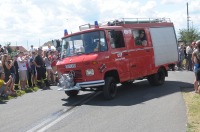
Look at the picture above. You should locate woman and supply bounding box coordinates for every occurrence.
[2,54,16,95]
[44,51,54,84]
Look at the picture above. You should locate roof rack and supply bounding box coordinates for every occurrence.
[78,18,171,31]
[101,18,171,26]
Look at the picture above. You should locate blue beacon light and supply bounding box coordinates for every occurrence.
[64,29,68,36]
[94,21,99,28]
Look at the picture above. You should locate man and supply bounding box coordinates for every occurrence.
[47,44,52,51]
[192,40,200,93]
[178,44,185,70]
[186,43,193,71]
[29,45,34,52]
[33,48,49,89]
[17,51,28,90]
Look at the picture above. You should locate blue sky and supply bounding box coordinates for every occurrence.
[0,0,199,49]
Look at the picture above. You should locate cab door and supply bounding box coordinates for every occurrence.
[107,30,130,82]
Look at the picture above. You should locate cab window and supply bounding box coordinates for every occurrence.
[132,30,147,46]
[109,30,125,48]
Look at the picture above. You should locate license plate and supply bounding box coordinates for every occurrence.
[65,64,76,68]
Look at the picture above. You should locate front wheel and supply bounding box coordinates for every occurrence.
[103,77,117,100]
[65,90,79,97]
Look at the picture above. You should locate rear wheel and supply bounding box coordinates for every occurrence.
[65,90,79,97]
[147,68,165,86]
[103,77,117,100]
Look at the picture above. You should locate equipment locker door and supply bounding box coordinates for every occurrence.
[130,29,153,78]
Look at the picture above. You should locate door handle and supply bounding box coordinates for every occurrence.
[131,64,136,68]
[145,49,150,52]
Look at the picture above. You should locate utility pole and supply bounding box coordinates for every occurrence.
[187,2,190,32]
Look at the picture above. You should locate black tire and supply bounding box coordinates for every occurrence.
[103,77,117,100]
[65,90,79,97]
[171,65,175,71]
[147,69,165,86]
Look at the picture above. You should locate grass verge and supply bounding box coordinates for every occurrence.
[182,89,200,132]
[0,87,39,101]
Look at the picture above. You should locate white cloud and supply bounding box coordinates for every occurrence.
[0,0,200,49]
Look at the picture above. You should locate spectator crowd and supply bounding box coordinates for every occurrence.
[178,41,196,71]
[0,44,60,98]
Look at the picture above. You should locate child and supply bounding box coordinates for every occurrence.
[0,72,14,97]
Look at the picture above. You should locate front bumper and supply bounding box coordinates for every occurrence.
[57,80,105,91]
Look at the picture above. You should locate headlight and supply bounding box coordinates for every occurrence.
[86,69,94,76]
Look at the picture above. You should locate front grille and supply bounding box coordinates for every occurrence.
[66,70,82,81]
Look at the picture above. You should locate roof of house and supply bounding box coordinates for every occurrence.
[42,41,53,47]
[10,46,27,52]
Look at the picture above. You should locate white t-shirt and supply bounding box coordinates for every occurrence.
[17,57,27,71]
[29,47,34,52]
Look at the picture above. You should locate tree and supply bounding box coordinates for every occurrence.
[178,27,200,45]
[6,42,13,54]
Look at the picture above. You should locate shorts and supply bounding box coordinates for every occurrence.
[19,70,27,81]
[31,68,36,75]
[46,66,52,70]
[194,64,199,73]
[194,64,200,81]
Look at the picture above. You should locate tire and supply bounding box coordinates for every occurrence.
[65,90,79,97]
[147,69,165,86]
[103,77,117,100]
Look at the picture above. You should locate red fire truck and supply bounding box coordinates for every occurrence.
[55,18,178,100]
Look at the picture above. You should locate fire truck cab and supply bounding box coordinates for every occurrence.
[55,18,178,100]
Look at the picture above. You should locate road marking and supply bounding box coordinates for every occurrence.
[27,91,102,132]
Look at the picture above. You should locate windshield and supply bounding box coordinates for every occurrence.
[61,31,108,58]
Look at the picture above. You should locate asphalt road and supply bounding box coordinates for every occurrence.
[0,71,194,132]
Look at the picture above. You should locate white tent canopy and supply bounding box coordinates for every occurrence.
[42,46,56,51]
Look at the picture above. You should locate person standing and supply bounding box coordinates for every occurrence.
[28,51,36,87]
[186,43,193,71]
[29,45,34,52]
[178,44,185,70]
[2,54,16,94]
[17,52,28,90]
[192,40,200,93]
[33,48,49,89]
[14,54,19,90]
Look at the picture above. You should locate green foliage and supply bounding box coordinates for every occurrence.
[0,87,39,101]
[1,42,13,54]
[178,28,200,45]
